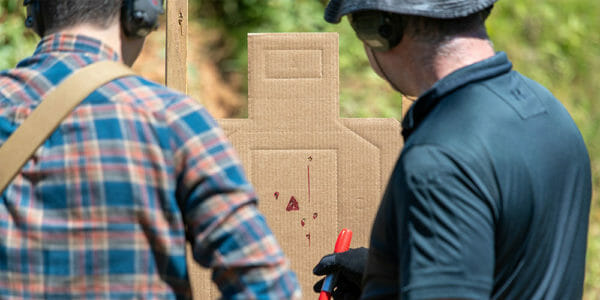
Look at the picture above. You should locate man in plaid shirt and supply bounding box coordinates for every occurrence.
[0,0,300,298]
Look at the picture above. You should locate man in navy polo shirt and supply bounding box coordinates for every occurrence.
[313,0,592,299]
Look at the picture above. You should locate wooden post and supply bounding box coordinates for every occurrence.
[166,0,188,93]
[166,3,213,298]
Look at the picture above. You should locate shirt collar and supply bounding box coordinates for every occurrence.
[33,33,121,62]
[401,52,513,140]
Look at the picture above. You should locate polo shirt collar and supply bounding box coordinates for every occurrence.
[401,52,513,140]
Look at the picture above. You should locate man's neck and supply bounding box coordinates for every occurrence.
[54,23,123,59]
[401,36,496,96]
[431,37,496,80]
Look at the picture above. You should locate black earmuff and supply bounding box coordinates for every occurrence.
[23,0,44,37]
[349,10,405,52]
[121,0,165,38]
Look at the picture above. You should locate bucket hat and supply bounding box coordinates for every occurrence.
[325,0,498,23]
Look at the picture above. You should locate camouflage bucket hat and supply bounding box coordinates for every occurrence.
[325,0,498,23]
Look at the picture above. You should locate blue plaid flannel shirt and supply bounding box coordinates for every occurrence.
[0,33,300,299]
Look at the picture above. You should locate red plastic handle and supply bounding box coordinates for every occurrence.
[319,228,353,300]
[319,290,331,300]
[333,228,353,253]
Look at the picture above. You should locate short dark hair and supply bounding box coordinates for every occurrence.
[39,0,122,34]
[404,6,493,44]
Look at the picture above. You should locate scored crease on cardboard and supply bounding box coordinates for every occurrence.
[186,32,404,299]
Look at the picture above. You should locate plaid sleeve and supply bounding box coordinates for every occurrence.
[167,96,301,299]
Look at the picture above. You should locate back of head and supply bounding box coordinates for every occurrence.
[25,0,122,37]
[24,0,164,38]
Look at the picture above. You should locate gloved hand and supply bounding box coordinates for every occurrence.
[313,247,369,300]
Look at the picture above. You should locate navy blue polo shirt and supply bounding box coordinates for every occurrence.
[362,53,592,299]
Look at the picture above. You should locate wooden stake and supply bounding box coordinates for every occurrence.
[166,0,188,93]
[167,2,212,298]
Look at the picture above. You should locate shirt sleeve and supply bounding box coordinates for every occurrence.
[364,144,496,300]
[167,97,301,299]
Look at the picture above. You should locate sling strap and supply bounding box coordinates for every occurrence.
[0,60,135,195]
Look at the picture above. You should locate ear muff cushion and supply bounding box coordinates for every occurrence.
[121,0,136,37]
[121,0,164,38]
[380,13,405,51]
[350,11,405,52]
[24,0,44,36]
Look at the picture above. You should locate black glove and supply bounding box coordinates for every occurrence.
[313,247,368,300]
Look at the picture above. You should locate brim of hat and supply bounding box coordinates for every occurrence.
[324,0,497,23]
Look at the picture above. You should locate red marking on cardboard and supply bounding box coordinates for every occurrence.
[274,192,279,200]
[313,212,318,219]
[286,196,299,211]
[307,165,311,203]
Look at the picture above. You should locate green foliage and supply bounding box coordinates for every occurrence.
[487,0,599,156]
[0,0,39,70]
[191,0,402,119]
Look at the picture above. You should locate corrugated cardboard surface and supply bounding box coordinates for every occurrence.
[187,33,403,299]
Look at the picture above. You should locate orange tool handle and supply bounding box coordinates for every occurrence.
[319,228,353,300]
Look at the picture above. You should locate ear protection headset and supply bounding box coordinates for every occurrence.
[24,0,164,38]
[121,0,164,38]
[348,10,405,52]
[23,0,43,36]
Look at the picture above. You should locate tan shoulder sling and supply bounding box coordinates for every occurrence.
[0,61,135,195]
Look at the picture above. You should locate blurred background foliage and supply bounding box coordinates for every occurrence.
[192,0,403,118]
[1,0,599,297]
[0,0,38,69]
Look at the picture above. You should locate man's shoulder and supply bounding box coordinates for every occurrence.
[410,70,565,146]
[98,74,203,115]
[104,74,186,103]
